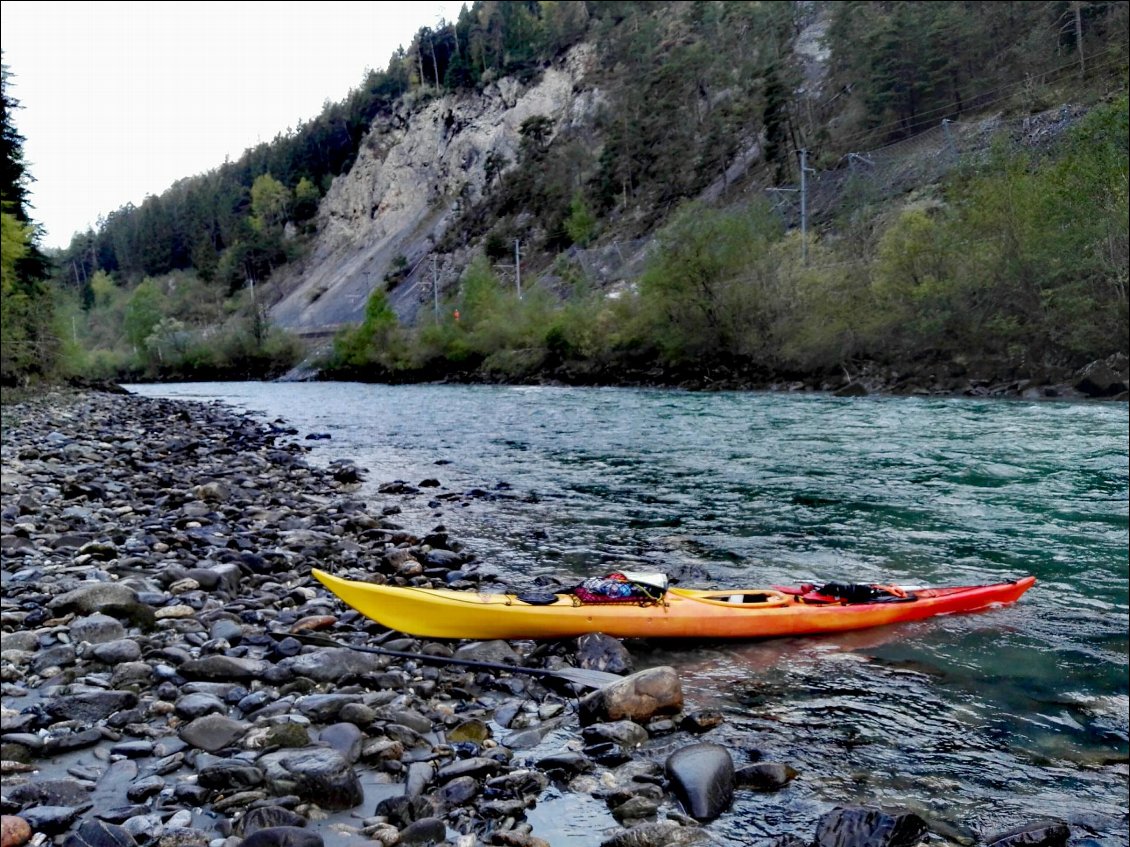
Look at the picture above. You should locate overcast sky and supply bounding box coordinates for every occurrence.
[1,0,467,249]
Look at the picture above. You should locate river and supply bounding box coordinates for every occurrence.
[128,381,1129,846]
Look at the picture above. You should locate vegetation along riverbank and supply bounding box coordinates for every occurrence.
[3,3,1127,394]
[0,388,1105,847]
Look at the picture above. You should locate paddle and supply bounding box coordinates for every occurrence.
[269,630,623,691]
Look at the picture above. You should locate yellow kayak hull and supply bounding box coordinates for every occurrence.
[311,569,1036,641]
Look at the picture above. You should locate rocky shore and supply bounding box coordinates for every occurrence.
[2,390,1077,847]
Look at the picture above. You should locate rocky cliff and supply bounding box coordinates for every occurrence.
[265,45,602,336]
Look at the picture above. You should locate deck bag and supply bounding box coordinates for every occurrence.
[572,571,669,604]
[800,581,917,604]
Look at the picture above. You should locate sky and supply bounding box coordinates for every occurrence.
[1,0,468,249]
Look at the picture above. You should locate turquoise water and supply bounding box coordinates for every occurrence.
[130,382,1129,845]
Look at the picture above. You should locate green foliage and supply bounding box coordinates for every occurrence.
[637,199,785,362]
[564,190,597,246]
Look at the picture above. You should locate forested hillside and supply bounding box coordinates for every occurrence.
[3,1,1128,393]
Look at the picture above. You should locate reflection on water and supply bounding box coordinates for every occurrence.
[128,382,1129,846]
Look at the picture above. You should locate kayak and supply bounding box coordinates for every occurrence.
[311,569,1036,641]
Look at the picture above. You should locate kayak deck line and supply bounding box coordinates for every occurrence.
[310,569,1037,642]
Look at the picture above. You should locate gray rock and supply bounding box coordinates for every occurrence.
[179,714,249,752]
[579,666,683,725]
[197,758,265,791]
[179,655,269,681]
[257,747,362,810]
[18,805,86,835]
[985,820,1070,847]
[90,638,143,664]
[43,690,139,723]
[237,827,323,847]
[317,723,364,763]
[233,807,308,838]
[735,762,798,791]
[62,819,139,847]
[71,613,127,644]
[576,632,634,675]
[665,743,735,822]
[174,693,229,719]
[814,807,929,847]
[600,820,707,847]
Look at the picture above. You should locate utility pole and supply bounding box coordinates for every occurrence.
[432,255,439,323]
[515,239,522,299]
[798,149,809,264]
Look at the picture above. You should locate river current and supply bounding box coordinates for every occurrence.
[129,382,1129,846]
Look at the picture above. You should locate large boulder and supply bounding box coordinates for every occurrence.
[579,666,682,725]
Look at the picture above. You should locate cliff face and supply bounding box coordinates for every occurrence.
[266,45,601,335]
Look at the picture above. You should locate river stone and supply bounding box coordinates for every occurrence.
[985,821,1071,847]
[579,666,683,725]
[5,779,90,810]
[277,648,385,683]
[179,655,269,680]
[197,759,265,790]
[16,806,84,835]
[317,723,363,763]
[90,638,142,664]
[665,743,734,822]
[155,826,211,847]
[1,816,31,847]
[375,796,435,828]
[396,818,446,845]
[32,643,77,672]
[814,807,929,847]
[599,820,708,847]
[174,693,228,719]
[582,720,649,750]
[233,807,308,838]
[257,748,362,809]
[48,583,140,615]
[736,762,798,791]
[236,827,322,847]
[42,690,139,723]
[293,694,356,722]
[62,819,138,847]
[179,714,249,752]
[71,613,127,644]
[453,640,521,665]
[576,633,634,675]
[438,775,480,807]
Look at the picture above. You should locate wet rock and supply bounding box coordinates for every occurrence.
[48,583,143,617]
[665,743,734,822]
[599,820,707,846]
[583,720,649,750]
[179,655,269,681]
[17,806,84,836]
[62,819,138,847]
[197,758,266,791]
[257,748,362,809]
[317,723,364,763]
[814,807,929,847]
[233,807,308,838]
[579,666,683,725]
[179,714,249,752]
[736,762,798,791]
[6,778,93,808]
[43,690,139,723]
[277,648,385,683]
[237,826,323,847]
[396,818,446,845]
[89,639,143,664]
[984,820,1071,847]
[576,633,634,674]
[71,613,127,644]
